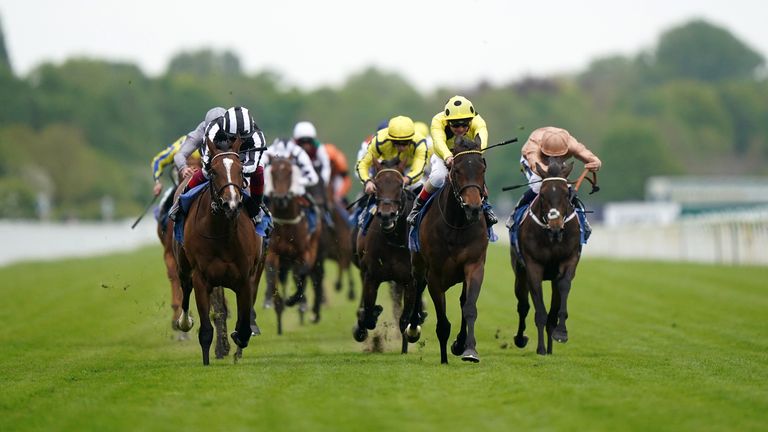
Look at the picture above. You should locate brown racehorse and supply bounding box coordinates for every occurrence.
[264,156,322,334]
[352,157,425,353]
[510,158,580,355]
[320,195,356,301]
[411,135,489,364]
[173,137,263,365]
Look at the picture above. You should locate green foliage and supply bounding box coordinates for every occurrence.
[598,118,681,201]
[655,19,765,82]
[0,246,766,431]
[0,18,767,217]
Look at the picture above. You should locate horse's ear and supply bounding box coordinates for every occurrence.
[205,137,217,156]
[563,160,574,179]
[474,134,482,148]
[534,162,546,178]
[231,136,243,153]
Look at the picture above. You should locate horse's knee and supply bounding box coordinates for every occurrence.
[198,327,214,346]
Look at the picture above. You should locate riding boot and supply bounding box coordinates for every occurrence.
[515,188,537,210]
[407,188,433,226]
[483,199,498,226]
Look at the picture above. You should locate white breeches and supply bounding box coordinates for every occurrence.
[521,156,542,193]
[425,154,447,192]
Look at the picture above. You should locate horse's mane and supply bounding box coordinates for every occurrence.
[452,135,481,154]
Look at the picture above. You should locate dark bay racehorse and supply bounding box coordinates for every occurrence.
[510,158,581,355]
[352,157,425,353]
[265,156,322,334]
[173,137,263,365]
[412,135,489,364]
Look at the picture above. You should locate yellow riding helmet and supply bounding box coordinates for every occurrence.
[540,130,569,157]
[387,116,415,141]
[444,95,476,120]
[413,121,429,138]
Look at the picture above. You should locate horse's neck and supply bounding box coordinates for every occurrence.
[273,200,301,219]
[440,183,468,226]
[195,193,238,236]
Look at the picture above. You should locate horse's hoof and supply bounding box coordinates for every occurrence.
[171,319,180,331]
[451,340,465,356]
[177,316,194,332]
[461,349,480,363]
[352,324,368,342]
[405,324,421,343]
[250,322,261,336]
[514,335,529,348]
[230,331,249,349]
[285,294,304,307]
[553,329,568,343]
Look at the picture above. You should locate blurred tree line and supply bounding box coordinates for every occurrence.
[0,19,765,219]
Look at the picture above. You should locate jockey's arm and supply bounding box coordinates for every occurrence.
[296,149,320,187]
[472,116,489,150]
[521,135,545,170]
[318,146,332,185]
[430,114,452,161]
[405,139,428,184]
[355,142,377,184]
[174,121,205,176]
[569,138,602,171]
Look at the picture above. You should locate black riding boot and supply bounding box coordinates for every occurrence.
[407,199,426,226]
[483,199,498,226]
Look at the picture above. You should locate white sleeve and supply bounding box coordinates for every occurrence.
[296,148,319,187]
[318,146,331,185]
[174,121,205,170]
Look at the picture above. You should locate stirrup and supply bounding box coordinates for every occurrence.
[407,203,423,226]
[168,202,180,222]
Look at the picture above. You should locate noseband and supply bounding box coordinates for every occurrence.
[207,151,243,213]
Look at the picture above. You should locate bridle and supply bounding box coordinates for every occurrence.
[374,168,406,221]
[206,151,243,214]
[525,177,577,231]
[448,149,486,210]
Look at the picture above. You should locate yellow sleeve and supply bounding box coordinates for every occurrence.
[150,136,185,181]
[430,113,452,160]
[471,115,489,149]
[355,137,378,183]
[405,138,428,183]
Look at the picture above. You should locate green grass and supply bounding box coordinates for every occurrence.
[0,245,766,431]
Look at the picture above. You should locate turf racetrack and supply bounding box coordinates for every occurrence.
[0,244,766,431]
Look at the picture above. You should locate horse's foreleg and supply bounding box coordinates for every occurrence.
[426,276,450,364]
[211,287,230,359]
[353,273,382,343]
[451,282,469,357]
[526,266,548,356]
[552,266,575,345]
[513,271,530,349]
[310,259,324,323]
[177,272,195,332]
[458,264,484,363]
[192,274,213,365]
[266,254,283,335]
[231,279,254,350]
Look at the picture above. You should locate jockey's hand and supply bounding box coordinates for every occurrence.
[364,180,376,195]
[585,161,601,172]
[403,176,412,187]
[445,156,454,167]
[180,166,196,179]
[152,181,162,197]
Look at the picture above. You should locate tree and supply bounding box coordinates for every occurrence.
[166,49,242,77]
[0,14,11,72]
[654,20,765,82]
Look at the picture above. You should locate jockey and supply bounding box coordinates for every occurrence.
[514,126,602,237]
[355,119,390,177]
[150,135,201,197]
[356,115,428,195]
[264,135,320,193]
[292,121,332,189]
[323,143,352,203]
[407,95,497,226]
[413,120,434,178]
[169,106,269,224]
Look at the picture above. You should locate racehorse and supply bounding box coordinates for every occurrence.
[411,134,489,364]
[173,137,263,365]
[510,158,580,355]
[264,156,322,334]
[352,157,425,353]
[320,196,356,301]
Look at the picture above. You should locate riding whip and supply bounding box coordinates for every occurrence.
[482,137,518,152]
[131,194,159,229]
